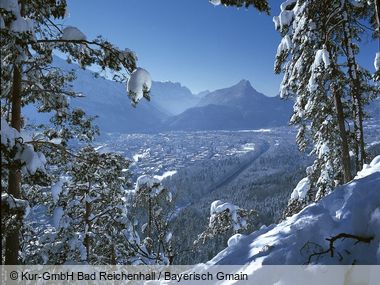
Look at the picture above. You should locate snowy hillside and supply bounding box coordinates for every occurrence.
[207,155,380,266]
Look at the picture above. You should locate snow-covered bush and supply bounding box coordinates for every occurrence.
[195,200,255,246]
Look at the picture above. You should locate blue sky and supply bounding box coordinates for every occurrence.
[65,0,378,96]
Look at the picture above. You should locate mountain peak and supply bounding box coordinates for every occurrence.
[237,79,251,86]
[231,79,255,94]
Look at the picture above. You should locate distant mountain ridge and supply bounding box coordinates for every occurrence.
[164,80,294,131]
[197,79,266,106]
[24,57,200,132]
[150,81,199,115]
[24,58,298,133]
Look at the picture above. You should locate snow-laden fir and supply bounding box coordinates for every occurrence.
[1,118,46,175]
[210,201,247,232]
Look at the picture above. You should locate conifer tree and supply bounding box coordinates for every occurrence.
[274,0,379,203]
[1,0,151,264]
[131,175,174,264]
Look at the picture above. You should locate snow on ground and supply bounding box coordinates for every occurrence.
[154,170,177,181]
[241,143,255,151]
[290,177,310,201]
[207,155,380,266]
[237,129,272,133]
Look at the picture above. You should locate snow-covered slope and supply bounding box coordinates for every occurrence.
[208,156,380,266]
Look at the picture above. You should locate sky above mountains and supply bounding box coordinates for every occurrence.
[65,0,378,96]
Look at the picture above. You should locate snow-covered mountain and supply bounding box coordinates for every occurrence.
[23,61,295,133]
[164,80,293,131]
[150,81,199,115]
[197,79,266,107]
[206,156,380,266]
[195,90,211,98]
[23,57,200,133]
[62,63,167,133]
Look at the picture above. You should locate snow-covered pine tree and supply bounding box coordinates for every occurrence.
[1,0,151,264]
[44,147,137,265]
[274,0,379,205]
[274,0,350,200]
[338,1,379,171]
[194,200,254,246]
[131,175,174,264]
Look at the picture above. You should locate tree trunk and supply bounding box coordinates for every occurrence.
[84,184,92,263]
[332,87,352,183]
[375,0,380,35]
[110,244,116,265]
[5,66,22,265]
[147,198,152,239]
[342,9,366,171]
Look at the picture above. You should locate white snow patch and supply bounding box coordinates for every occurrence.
[133,149,150,162]
[238,129,271,133]
[127,68,152,106]
[308,48,331,92]
[348,0,365,7]
[1,117,46,175]
[61,26,86,41]
[154,170,177,181]
[228,233,244,247]
[273,10,294,31]
[277,35,292,54]
[290,177,311,201]
[165,232,173,243]
[1,117,21,147]
[210,0,221,5]
[1,193,28,209]
[374,52,380,71]
[355,155,380,179]
[242,143,255,151]
[15,144,46,175]
[135,175,165,197]
[210,200,247,232]
[280,0,296,11]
